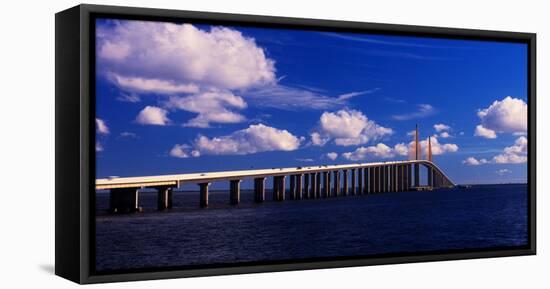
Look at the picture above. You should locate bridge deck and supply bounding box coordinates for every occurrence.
[96,160,453,190]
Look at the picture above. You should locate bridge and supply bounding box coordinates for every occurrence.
[96,125,455,213]
[96,159,455,213]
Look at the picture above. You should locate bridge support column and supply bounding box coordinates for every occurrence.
[156,186,173,211]
[357,168,363,195]
[322,172,329,198]
[333,170,340,197]
[351,169,356,195]
[109,188,141,213]
[254,177,266,203]
[406,164,412,191]
[397,165,405,192]
[296,174,303,200]
[372,167,378,193]
[427,166,433,188]
[315,173,322,198]
[274,176,286,201]
[414,163,420,188]
[363,167,369,194]
[303,173,310,199]
[369,167,376,194]
[289,175,296,200]
[392,165,397,192]
[343,169,349,196]
[383,166,388,193]
[230,179,241,205]
[199,183,210,208]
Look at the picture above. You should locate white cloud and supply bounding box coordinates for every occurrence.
[296,158,314,162]
[476,96,527,137]
[165,91,247,128]
[96,142,103,152]
[496,169,512,175]
[417,135,458,156]
[434,123,450,132]
[463,136,527,165]
[462,157,488,166]
[337,88,380,101]
[310,132,329,146]
[136,106,170,125]
[406,130,416,136]
[116,93,141,103]
[244,84,344,111]
[439,131,451,138]
[326,152,338,160]
[169,144,191,158]
[96,118,110,135]
[171,124,301,157]
[393,143,409,156]
[474,125,497,139]
[109,74,199,94]
[98,21,276,92]
[311,109,393,147]
[342,143,395,161]
[392,104,436,120]
[492,136,527,164]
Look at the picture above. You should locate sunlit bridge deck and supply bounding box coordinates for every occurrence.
[96,160,455,213]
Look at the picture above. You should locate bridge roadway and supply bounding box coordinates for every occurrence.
[96,160,455,213]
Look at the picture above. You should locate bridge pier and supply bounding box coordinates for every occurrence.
[254,177,266,203]
[342,169,349,196]
[382,166,390,193]
[368,167,374,194]
[289,175,296,200]
[273,176,286,201]
[304,173,310,199]
[199,182,210,208]
[407,164,412,190]
[414,163,420,188]
[230,179,241,205]
[109,188,141,213]
[363,167,369,194]
[315,172,321,198]
[357,168,363,195]
[351,169,356,195]
[296,174,303,200]
[333,170,340,197]
[156,186,173,211]
[427,166,433,188]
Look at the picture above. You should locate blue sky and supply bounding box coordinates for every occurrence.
[95,18,528,185]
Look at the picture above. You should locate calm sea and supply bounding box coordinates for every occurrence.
[95,184,528,272]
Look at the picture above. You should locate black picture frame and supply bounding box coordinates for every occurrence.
[55,4,536,284]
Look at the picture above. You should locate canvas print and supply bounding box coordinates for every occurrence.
[94,18,528,272]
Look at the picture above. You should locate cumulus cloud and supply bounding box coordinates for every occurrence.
[326,152,338,160]
[97,20,276,92]
[392,104,436,120]
[474,124,497,139]
[165,91,247,128]
[462,157,488,166]
[342,143,395,161]
[493,136,527,164]
[475,96,527,138]
[463,136,527,165]
[96,118,110,135]
[311,109,393,147]
[109,74,199,94]
[169,144,192,158]
[439,131,451,138]
[136,106,170,125]
[170,124,302,157]
[434,123,450,132]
